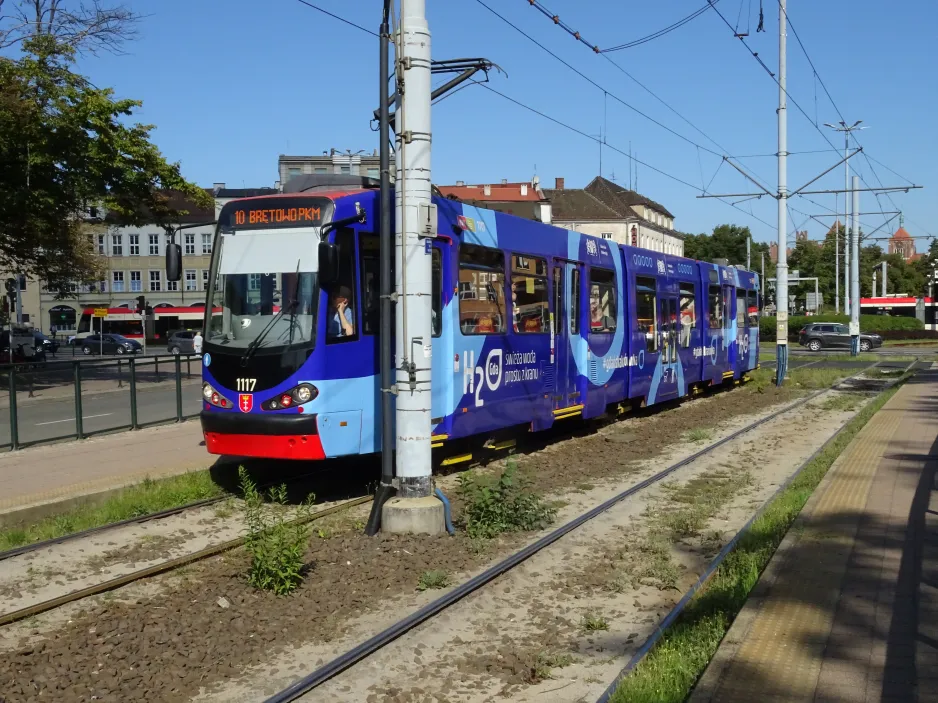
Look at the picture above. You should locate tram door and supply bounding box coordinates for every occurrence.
[657,294,680,399]
[552,261,583,410]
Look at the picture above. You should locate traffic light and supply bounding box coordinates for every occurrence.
[136,295,145,312]
[4,278,15,294]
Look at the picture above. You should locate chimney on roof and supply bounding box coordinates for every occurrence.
[555,177,564,190]
[455,180,465,187]
[521,183,528,196]
[274,180,281,192]
[483,184,491,196]
[212,182,225,193]
[501,178,508,185]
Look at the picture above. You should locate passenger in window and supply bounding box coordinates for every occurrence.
[589,285,614,332]
[475,314,495,333]
[328,286,355,338]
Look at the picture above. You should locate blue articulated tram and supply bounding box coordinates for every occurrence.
[198,178,760,461]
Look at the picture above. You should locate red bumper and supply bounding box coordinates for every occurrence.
[203,432,327,460]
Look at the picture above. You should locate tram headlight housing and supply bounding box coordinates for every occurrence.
[262,383,318,411]
[202,382,231,409]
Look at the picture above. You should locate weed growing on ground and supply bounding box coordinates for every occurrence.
[820,392,864,412]
[608,469,752,594]
[0,470,224,551]
[456,460,556,539]
[239,466,315,595]
[581,611,609,632]
[417,569,450,591]
[685,428,713,443]
[530,651,576,682]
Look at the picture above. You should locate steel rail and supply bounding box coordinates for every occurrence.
[263,365,881,702]
[0,495,374,627]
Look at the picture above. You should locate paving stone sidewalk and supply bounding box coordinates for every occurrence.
[692,370,938,703]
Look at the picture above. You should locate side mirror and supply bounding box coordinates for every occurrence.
[166,242,182,282]
[318,242,339,287]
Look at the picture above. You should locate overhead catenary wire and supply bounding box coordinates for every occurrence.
[473,0,729,160]
[601,1,718,52]
[294,0,378,37]
[475,82,775,229]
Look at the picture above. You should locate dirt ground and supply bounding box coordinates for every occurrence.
[0,380,841,703]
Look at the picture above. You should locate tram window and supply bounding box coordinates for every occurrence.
[748,291,759,325]
[708,285,722,329]
[511,254,549,334]
[589,268,617,333]
[571,268,580,335]
[458,244,506,335]
[327,229,358,342]
[359,235,379,335]
[679,283,695,349]
[636,276,657,351]
[431,248,442,337]
[723,287,732,331]
[736,288,747,328]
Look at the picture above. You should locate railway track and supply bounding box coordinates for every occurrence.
[262,361,899,703]
[0,494,374,627]
[0,361,899,639]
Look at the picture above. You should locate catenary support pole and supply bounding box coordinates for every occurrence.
[365,0,397,536]
[392,0,437,510]
[841,132,848,315]
[881,260,887,297]
[775,0,789,386]
[746,234,751,270]
[850,175,861,355]
[835,193,840,313]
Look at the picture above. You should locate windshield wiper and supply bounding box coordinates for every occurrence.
[240,260,300,367]
[285,266,304,348]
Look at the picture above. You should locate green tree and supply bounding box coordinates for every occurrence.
[684,224,773,275]
[0,35,210,292]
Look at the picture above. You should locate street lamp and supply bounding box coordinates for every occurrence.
[824,121,868,316]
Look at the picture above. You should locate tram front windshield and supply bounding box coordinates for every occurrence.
[204,230,319,351]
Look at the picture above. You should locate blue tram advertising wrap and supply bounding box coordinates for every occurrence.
[198,183,760,460]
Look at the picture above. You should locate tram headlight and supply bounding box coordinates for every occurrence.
[262,383,318,411]
[202,383,231,408]
[293,385,314,403]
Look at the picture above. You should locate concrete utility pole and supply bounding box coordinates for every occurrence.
[824,120,867,316]
[850,176,861,355]
[873,270,877,299]
[383,0,444,535]
[746,234,751,270]
[844,181,851,317]
[881,260,888,297]
[775,0,789,386]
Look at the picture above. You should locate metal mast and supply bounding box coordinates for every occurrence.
[850,175,861,355]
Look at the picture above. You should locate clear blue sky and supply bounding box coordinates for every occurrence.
[80,0,936,248]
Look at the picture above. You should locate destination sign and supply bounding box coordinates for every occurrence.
[222,196,334,231]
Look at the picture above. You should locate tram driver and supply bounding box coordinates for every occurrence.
[328,286,355,338]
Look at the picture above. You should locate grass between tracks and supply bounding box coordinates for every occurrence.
[0,470,223,551]
[608,376,906,703]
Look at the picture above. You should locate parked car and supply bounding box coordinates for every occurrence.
[798,323,883,352]
[167,330,196,355]
[81,334,143,355]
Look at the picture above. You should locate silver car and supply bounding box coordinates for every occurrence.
[167,330,196,355]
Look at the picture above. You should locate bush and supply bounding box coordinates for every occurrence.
[239,466,315,595]
[457,461,556,539]
[760,314,924,341]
